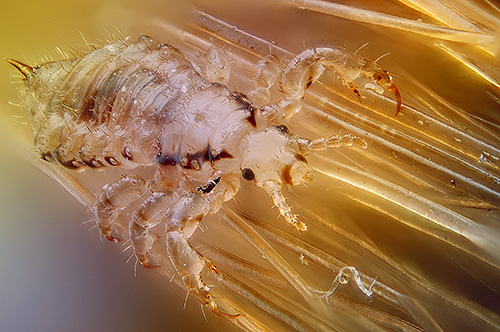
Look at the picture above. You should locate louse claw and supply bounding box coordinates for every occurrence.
[210,306,241,319]
[194,287,241,319]
[143,263,160,269]
[388,82,402,117]
[105,234,121,243]
[136,252,160,269]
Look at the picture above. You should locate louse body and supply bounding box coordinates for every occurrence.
[8,35,400,316]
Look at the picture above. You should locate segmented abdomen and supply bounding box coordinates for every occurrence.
[27,36,210,169]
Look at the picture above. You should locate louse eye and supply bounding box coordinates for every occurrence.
[241,168,255,181]
[274,125,289,134]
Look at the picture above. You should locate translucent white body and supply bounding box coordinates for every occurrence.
[11,34,399,317]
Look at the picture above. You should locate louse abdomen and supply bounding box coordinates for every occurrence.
[20,36,210,169]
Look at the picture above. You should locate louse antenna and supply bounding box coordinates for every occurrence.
[200,304,208,322]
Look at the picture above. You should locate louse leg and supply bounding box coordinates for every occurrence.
[264,47,401,119]
[130,191,208,269]
[166,230,239,319]
[166,231,223,316]
[129,192,178,268]
[130,189,239,317]
[95,176,148,242]
[166,192,240,318]
[248,55,281,105]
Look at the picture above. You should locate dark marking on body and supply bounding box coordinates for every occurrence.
[185,149,210,170]
[281,165,293,185]
[53,148,81,169]
[274,125,289,134]
[232,92,257,127]
[79,87,100,123]
[40,151,53,162]
[157,145,233,169]
[305,76,313,90]
[122,147,133,161]
[156,150,181,166]
[82,158,103,168]
[197,177,221,194]
[57,157,81,169]
[105,156,120,166]
[294,153,308,164]
[212,150,233,161]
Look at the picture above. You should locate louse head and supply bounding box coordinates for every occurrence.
[240,126,311,188]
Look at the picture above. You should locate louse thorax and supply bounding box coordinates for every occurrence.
[156,83,259,186]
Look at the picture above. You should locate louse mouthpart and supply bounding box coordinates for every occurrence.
[6,59,34,77]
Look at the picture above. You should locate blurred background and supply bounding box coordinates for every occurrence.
[1,1,499,331]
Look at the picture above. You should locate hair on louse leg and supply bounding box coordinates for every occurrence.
[54,46,70,60]
[82,217,95,225]
[8,34,400,320]
[183,290,190,310]
[102,27,126,44]
[200,303,209,322]
[133,259,139,278]
[86,223,98,233]
[126,251,136,264]
[120,238,133,253]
